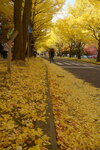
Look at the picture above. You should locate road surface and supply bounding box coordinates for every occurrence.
[45,57,100,88]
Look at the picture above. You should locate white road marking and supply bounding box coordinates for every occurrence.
[63,62,71,65]
[70,62,80,66]
[63,66,93,69]
[57,62,90,67]
[55,61,100,70]
[56,62,63,65]
[80,64,90,66]
[68,62,89,66]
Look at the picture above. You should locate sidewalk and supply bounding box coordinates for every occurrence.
[0,57,100,150]
[0,58,57,150]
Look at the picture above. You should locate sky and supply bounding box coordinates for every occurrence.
[63,0,75,9]
[53,0,75,22]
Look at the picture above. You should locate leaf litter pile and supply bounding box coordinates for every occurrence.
[44,60,100,150]
[0,58,49,150]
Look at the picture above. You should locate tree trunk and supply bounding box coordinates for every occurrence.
[77,42,81,59]
[77,48,81,59]
[69,43,73,57]
[69,49,72,57]
[97,40,100,62]
[13,0,23,60]
[22,0,32,56]
[29,33,33,57]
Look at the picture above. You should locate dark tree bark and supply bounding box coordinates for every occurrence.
[29,33,33,57]
[69,44,73,57]
[13,0,24,60]
[97,40,100,62]
[69,42,74,57]
[23,0,32,55]
[77,42,82,59]
[13,0,32,61]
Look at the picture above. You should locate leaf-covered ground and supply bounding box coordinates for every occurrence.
[0,57,100,150]
[0,58,49,150]
[44,60,100,150]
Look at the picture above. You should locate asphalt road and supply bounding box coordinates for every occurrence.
[45,57,100,88]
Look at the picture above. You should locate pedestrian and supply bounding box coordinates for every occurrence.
[11,42,14,59]
[0,42,4,58]
[33,49,37,57]
[3,42,8,59]
[49,48,55,63]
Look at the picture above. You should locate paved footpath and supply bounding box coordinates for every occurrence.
[0,58,58,150]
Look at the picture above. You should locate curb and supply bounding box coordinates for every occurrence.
[45,64,58,150]
[36,62,58,150]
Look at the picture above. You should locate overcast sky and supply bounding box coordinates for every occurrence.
[53,0,75,22]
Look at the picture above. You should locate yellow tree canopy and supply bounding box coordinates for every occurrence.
[67,0,100,43]
[0,0,13,19]
[33,0,65,50]
[88,0,100,8]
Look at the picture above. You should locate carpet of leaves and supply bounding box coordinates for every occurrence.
[0,58,49,150]
[45,60,100,150]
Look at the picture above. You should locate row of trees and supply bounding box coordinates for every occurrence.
[0,0,100,61]
[44,0,100,61]
[0,0,65,60]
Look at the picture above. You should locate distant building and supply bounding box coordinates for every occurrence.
[84,45,97,55]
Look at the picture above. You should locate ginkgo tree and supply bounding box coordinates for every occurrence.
[29,0,65,56]
[54,18,76,57]
[53,0,100,61]
[36,27,57,50]
[0,0,13,18]
[88,0,100,8]
[81,5,100,61]
[13,0,65,60]
[0,0,13,41]
[71,0,100,61]
[0,0,65,60]
[54,16,90,58]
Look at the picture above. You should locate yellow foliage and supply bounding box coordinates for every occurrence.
[88,0,100,8]
[53,0,100,51]
[0,0,13,18]
[32,0,65,51]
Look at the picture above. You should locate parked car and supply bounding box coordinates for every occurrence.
[87,55,97,59]
[87,55,92,58]
[81,55,87,58]
[92,55,97,59]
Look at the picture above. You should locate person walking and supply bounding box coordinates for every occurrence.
[3,42,8,59]
[0,42,4,58]
[33,49,37,57]
[49,48,55,63]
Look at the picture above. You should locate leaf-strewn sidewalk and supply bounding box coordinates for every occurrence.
[44,59,100,150]
[0,57,100,150]
[0,58,50,150]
